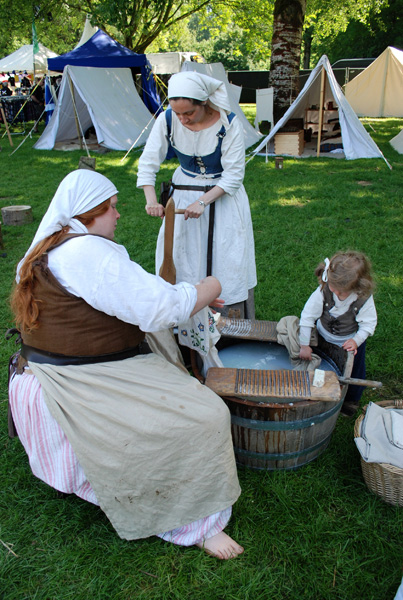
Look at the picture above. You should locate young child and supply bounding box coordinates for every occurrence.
[299,251,377,415]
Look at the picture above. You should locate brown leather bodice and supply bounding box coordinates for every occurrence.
[319,283,368,337]
[21,234,145,356]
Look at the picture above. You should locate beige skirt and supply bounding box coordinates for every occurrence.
[29,350,241,540]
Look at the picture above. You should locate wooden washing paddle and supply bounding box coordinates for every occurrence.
[158,197,185,284]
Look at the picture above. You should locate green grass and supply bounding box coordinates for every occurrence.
[0,112,402,600]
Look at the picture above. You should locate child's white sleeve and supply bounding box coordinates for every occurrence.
[299,287,324,346]
[352,296,377,347]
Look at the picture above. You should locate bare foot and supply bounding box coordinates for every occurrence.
[196,531,244,560]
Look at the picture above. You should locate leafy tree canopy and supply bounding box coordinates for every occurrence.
[0,0,397,72]
[311,0,403,63]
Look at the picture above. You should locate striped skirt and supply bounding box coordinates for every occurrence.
[9,369,231,546]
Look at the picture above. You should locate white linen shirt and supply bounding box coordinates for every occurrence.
[136,109,245,195]
[48,235,197,332]
[299,286,377,348]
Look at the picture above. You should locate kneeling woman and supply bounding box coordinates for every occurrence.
[8,169,243,560]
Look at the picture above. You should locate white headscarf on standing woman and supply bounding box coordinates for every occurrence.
[18,170,118,276]
[167,72,231,114]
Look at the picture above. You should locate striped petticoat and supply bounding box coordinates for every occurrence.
[9,369,231,546]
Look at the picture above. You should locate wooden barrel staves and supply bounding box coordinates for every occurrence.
[223,385,341,470]
[202,318,354,471]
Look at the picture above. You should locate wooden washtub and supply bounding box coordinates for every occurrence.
[192,317,354,471]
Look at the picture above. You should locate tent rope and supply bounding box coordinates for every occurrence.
[9,105,47,156]
[67,75,91,158]
[120,96,169,162]
[1,82,41,139]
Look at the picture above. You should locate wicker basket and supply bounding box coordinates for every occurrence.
[354,400,403,507]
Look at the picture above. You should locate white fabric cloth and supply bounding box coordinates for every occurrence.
[299,286,377,347]
[355,402,403,468]
[18,170,117,276]
[167,71,231,114]
[19,168,197,331]
[254,87,274,130]
[9,365,235,544]
[178,308,224,375]
[48,234,196,332]
[383,410,403,449]
[137,111,257,304]
[276,315,322,371]
[28,354,240,540]
[394,577,403,600]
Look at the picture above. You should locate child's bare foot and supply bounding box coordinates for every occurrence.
[196,531,244,560]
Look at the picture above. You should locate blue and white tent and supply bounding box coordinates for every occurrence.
[34,65,154,151]
[48,29,160,114]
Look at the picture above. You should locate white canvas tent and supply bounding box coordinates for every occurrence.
[146,52,203,74]
[345,47,403,117]
[181,61,262,149]
[250,55,389,165]
[390,129,403,154]
[75,16,98,49]
[255,88,274,131]
[0,43,58,73]
[34,65,154,151]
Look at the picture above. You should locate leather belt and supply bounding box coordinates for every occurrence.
[21,343,144,366]
[171,184,214,192]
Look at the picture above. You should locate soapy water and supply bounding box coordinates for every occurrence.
[218,342,338,373]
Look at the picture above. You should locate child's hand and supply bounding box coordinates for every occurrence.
[209,297,225,311]
[342,338,358,355]
[299,345,312,361]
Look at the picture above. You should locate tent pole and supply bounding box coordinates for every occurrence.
[379,49,389,117]
[68,73,83,149]
[1,108,14,146]
[317,66,326,157]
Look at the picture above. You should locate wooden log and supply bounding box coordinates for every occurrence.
[1,205,33,226]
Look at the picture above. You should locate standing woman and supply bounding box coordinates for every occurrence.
[137,71,257,319]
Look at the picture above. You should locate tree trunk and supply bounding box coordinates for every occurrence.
[270,0,307,123]
[303,25,314,69]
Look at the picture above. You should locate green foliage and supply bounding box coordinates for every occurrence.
[74,0,220,52]
[0,0,399,74]
[304,0,391,66]
[0,0,87,57]
[311,0,403,64]
[191,1,274,70]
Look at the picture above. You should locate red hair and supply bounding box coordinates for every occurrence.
[11,199,111,332]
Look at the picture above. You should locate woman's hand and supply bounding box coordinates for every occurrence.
[342,338,358,355]
[146,203,165,219]
[191,276,222,316]
[299,345,313,361]
[142,185,165,219]
[184,200,206,220]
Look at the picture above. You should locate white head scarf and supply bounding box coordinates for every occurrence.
[167,72,231,113]
[18,169,118,274]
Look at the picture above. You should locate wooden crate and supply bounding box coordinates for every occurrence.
[274,129,304,156]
